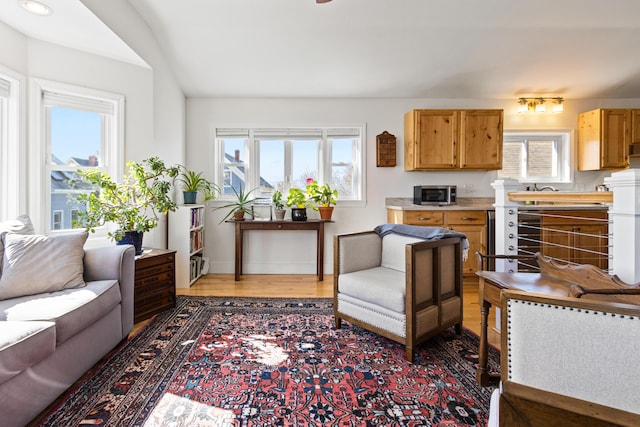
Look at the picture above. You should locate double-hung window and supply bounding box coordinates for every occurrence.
[213,126,365,203]
[0,71,20,220]
[32,79,124,234]
[498,131,571,183]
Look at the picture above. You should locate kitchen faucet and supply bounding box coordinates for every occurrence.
[532,184,558,192]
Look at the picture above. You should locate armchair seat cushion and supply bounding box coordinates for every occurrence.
[338,266,405,312]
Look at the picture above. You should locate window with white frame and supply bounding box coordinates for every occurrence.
[32,79,124,234]
[498,131,571,183]
[213,127,365,202]
[0,72,20,220]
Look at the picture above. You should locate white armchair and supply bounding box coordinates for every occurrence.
[489,290,640,427]
[333,228,464,362]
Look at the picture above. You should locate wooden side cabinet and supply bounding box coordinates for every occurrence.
[134,248,177,323]
[404,109,503,171]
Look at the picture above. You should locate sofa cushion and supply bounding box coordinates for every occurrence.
[0,321,55,385]
[380,234,423,272]
[0,215,35,278]
[0,232,88,301]
[338,266,406,313]
[0,279,121,345]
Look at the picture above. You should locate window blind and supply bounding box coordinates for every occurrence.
[0,77,10,98]
[42,91,114,115]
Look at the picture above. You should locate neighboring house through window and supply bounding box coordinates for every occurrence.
[31,79,124,234]
[498,130,571,183]
[213,127,365,204]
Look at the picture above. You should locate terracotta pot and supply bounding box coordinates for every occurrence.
[318,206,334,220]
[233,211,246,221]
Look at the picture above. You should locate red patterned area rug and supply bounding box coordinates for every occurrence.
[35,296,499,426]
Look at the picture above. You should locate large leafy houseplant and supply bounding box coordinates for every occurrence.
[176,165,219,204]
[75,157,180,250]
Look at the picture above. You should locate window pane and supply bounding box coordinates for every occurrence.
[259,139,285,193]
[50,170,95,230]
[221,138,246,194]
[331,138,355,197]
[498,141,523,178]
[291,140,318,188]
[50,107,101,166]
[527,140,556,176]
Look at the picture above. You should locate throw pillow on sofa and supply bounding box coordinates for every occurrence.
[0,215,35,277]
[0,232,88,301]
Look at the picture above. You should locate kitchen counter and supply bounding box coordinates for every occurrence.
[385,197,609,211]
[385,197,494,211]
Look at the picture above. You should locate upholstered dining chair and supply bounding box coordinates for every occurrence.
[488,290,640,427]
[333,224,466,362]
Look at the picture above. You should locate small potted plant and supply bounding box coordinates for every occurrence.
[272,190,286,220]
[75,157,179,255]
[176,165,219,204]
[214,186,257,223]
[286,187,308,221]
[307,180,338,220]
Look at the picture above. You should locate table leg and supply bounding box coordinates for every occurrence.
[318,223,324,281]
[234,223,242,281]
[476,299,492,386]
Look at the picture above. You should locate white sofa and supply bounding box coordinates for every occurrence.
[0,216,134,427]
[488,290,640,427]
[333,225,466,361]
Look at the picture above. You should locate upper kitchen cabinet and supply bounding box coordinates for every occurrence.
[578,108,630,171]
[404,109,503,171]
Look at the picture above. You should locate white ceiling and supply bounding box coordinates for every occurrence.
[3,0,640,99]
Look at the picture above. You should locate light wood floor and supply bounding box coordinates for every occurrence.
[167,274,501,350]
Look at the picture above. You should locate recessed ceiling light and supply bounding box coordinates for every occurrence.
[19,0,53,16]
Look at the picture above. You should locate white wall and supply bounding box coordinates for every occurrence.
[187,97,640,275]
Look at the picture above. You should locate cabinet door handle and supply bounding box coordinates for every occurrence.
[417,217,432,221]
[460,217,478,221]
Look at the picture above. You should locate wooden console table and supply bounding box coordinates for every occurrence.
[227,219,331,281]
[475,253,640,387]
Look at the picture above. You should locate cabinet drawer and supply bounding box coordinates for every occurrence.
[445,211,486,225]
[136,270,174,288]
[402,211,444,226]
[540,210,607,225]
[136,262,174,281]
[136,253,175,270]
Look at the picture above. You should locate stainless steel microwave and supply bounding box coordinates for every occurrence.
[413,185,457,205]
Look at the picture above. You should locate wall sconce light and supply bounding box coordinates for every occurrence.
[517,97,564,114]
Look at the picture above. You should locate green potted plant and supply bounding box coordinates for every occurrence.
[74,157,180,255]
[286,187,309,221]
[272,190,286,220]
[176,165,219,204]
[306,180,338,220]
[214,186,257,223]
